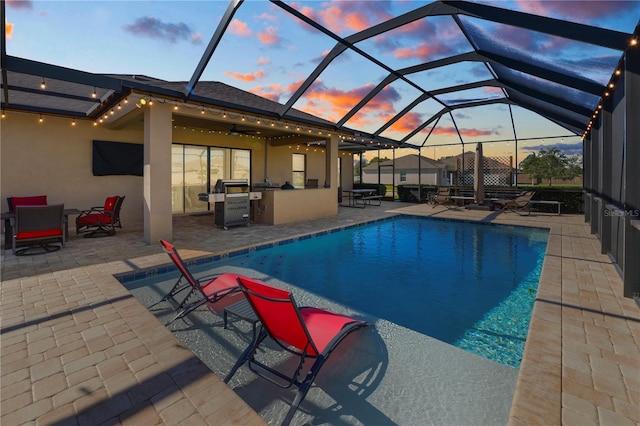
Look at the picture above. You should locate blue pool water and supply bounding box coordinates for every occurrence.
[164,216,547,368]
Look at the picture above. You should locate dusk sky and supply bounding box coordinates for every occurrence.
[5,0,640,161]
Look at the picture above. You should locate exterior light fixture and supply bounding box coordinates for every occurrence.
[71,119,76,126]
[631,37,638,46]
[92,88,97,98]
[615,69,621,76]
[139,98,147,106]
[40,78,46,89]
[39,114,44,123]
[608,83,614,89]
[173,105,179,110]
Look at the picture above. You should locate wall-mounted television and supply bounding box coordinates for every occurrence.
[92,140,143,176]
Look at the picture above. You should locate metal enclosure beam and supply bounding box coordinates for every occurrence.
[623,49,640,298]
[185,0,243,98]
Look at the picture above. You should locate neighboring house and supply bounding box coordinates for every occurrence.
[440,151,513,186]
[361,154,452,185]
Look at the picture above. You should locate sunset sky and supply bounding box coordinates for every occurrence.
[5,0,640,161]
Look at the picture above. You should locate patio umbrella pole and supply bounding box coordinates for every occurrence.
[468,142,493,211]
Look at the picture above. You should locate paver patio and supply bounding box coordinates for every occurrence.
[1,202,638,425]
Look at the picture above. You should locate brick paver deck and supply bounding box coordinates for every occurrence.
[1,203,638,425]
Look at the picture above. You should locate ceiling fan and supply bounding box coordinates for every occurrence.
[227,124,257,136]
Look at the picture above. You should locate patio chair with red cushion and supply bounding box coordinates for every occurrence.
[12,204,65,255]
[155,239,243,324]
[76,195,125,237]
[224,276,368,425]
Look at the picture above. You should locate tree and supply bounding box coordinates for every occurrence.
[369,156,390,164]
[353,157,369,177]
[519,148,582,186]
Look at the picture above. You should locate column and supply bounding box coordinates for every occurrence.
[325,134,339,188]
[143,103,173,244]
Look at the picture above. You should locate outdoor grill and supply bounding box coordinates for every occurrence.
[198,179,262,229]
[216,179,249,229]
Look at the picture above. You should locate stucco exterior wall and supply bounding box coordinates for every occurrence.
[1,113,146,222]
[1,113,346,228]
[362,169,441,185]
[254,188,337,225]
[263,143,327,188]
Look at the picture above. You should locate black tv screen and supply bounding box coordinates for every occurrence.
[92,140,143,176]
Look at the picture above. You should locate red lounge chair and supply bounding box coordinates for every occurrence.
[76,195,125,237]
[157,239,242,323]
[224,276,368,425]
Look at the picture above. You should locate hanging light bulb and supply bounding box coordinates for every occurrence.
[92,88,97,98]
[40,78,46,89]
[39,114,44,123]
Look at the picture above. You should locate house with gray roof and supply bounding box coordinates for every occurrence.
[362,154,452,186]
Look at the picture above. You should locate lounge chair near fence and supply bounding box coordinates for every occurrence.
[432,187,453,208]
[495,191,535,215]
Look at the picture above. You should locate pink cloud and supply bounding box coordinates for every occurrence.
[6,0,32,9]
[484,86,503,94]
[290,1,392,34]
[388,112,425,133]
[228,19,252,36]
[516,0,634,20]
[257,26,281,45]
[394,42,443,60]
[224,69,266,82]
[294,82,369,121]
[248,86,281,102]
[433,127,495,137]
[257,57,270,65]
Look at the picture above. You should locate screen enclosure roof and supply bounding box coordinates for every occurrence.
[2,1,639,152]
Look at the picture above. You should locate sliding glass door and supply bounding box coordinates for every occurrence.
[172,144,251,214]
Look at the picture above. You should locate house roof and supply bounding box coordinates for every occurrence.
[363,154,447,171]
[2,1,639,152]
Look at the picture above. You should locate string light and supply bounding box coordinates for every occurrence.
[92,88,97,98]
[39,114,44,123]
[40,78,46,89]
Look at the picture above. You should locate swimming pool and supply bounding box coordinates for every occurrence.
[181,215,548,368]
